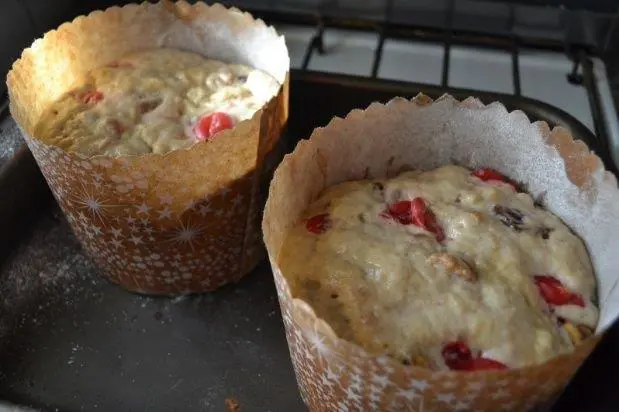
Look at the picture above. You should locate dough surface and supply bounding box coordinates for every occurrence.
[279,165,598,370]
[35,48,279,156]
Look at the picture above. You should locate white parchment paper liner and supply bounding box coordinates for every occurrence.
[263,95,619,411]
[7,1,290,295]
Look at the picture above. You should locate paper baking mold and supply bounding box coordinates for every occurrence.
[262,94,619,411]
[7,1,290,295]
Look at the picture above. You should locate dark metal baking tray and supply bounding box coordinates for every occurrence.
[0,70,617,412]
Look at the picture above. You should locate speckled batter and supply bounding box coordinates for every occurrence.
[35,48,279,156]
[279,165,598,370]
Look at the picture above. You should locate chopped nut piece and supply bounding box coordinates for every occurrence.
[470,211,484,223]
[493,205,525,231]
[537,226,553,240]
[360,311,378,325]
[563,322,580,344]
[412,355,429,368]
[371,181,385,200]
[563,322,594,345]
[138,99,161,114]
[427,253,477,282]
[579,324,594,339]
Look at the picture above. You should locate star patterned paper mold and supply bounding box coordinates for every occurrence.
[8,1,290,295]
[263,94,619,411]
[24,124,291,294]
[25,135,256,294]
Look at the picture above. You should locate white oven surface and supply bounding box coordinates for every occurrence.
[278,25,619,166]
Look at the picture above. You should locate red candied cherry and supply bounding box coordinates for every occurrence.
[472,168,517,191]
[193,112,234,141]
[411,198,445,242]
[76,90,104,105]
[442,341,472,370]
[381,198,444,242]
[383,200,415,225]
[305,213,331,234]
[442,341,507,371]
[534,275,585,307]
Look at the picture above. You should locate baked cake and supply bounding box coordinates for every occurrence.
[278,165,598,370]
[35,48,279,156]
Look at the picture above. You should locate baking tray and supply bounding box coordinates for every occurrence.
[0,70,618,412]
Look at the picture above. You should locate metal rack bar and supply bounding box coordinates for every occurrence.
[567,58,584,85]
[508,6,521,96]
[581,55,611,156]
[602,13,619,52]
[370,0,393,78]
[559,8,610,157]
[300,39,314,70]
[511,43,521,96]
[248,7,598,53]
[301,18,325,70]
[371,27,386,78]
[441,0,455,88]
[0,97,8,123]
